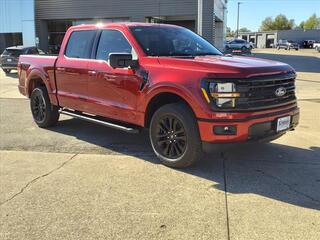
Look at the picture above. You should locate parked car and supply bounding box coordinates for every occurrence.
[18,23,299,168]
[277,40,299,50]
[0,46,45,74]
[303,40,315,48]
[225,39,252,51]
[314,42,320,52]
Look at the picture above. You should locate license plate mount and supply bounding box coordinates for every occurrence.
[276,116,291,132]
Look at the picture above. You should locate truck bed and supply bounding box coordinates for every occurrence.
[18,55,58,100]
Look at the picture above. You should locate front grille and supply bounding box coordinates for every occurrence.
[235,72,296,110]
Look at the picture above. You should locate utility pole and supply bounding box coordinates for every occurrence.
[236,2,242,38]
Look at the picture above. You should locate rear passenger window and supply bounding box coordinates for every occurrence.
[96,30,132,61]
[65,30,96,58]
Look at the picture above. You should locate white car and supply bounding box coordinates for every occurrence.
[314,42,320,52]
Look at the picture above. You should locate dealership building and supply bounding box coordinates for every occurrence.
[0,0,36,52]
[0,0,228,53]
[239,29,320,48]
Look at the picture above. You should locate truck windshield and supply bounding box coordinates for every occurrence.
[130,26,222,57]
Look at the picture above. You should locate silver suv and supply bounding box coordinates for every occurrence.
[225,39,252,51]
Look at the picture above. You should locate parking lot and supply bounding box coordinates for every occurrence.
[0,49,319,239]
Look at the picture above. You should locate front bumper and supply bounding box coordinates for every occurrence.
[198,104,299,143]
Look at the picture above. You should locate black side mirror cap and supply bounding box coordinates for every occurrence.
[109,53,138,69]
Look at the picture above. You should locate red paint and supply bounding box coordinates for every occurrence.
[18,23,299,143]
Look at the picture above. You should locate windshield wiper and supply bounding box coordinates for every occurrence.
[195,53,221,56]
[158,53,195,58]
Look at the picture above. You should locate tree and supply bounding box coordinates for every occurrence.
[299,21,305,29]
[260,17,274,31]
[260,14,295,31]
[301,14,320,29]
[239,27,251,33]
[226,27,235,37]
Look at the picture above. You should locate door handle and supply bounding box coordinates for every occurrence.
[57,67,65,72]
[88,70,97,76]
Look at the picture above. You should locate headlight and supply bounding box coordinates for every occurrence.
[206,82,240,108]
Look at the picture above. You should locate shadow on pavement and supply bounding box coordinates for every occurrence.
[3,71,18,79]
[253,53,320,73]
[50,118,320,210]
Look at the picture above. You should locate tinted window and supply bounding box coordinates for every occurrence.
[235,39,245,43]
[3,49,23,57]
[27,48,39,54]
[96,30,132,60]
[130,26,222,57]
[65,30,96,58]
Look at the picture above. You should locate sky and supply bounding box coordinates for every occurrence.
[227,0,320,32]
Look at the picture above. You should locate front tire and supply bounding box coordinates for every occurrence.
[30,86,59,128]
[149,103,202,168]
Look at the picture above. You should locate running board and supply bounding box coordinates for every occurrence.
[59,109,140,134]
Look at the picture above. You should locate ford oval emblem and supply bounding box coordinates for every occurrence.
[275,87,286,97]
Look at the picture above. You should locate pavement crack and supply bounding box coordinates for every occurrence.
[255,169,320,204]
[221,151,231,240]
[0,153,78,206]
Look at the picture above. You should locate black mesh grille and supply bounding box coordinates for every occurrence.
[235,72,296,110]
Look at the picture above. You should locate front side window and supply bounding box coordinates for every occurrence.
[65,30,96,58]
[96,30,132,60]
[130,26,222,57]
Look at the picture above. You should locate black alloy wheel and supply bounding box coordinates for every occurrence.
[3,69,11,74]
[30,86,59,127]
[155,115,187,159]
[149,102,202,168]
[31,91,46,122]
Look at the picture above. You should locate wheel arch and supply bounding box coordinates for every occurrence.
[26,69,58,105]
[144,91,197,128]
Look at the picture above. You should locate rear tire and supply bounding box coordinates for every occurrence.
[30,86,59,128]
[149,102,202,168]
[3,69,11,74]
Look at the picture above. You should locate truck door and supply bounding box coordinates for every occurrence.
[55,30,96,112]
[87,29,142,124]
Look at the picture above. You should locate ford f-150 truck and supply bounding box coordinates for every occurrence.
[18,23,299,168]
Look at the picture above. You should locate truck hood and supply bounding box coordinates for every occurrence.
[158,55,294,78]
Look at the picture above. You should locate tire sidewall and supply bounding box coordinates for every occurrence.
[149,112,188,163]
[30,87,59,127]
[31,88,47,124]
[149,103,202,168]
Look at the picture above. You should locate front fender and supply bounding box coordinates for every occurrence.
[139,82,210,119]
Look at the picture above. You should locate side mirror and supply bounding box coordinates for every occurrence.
[109,53,138,69]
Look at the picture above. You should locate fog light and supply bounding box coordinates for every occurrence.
[213,125,237,135]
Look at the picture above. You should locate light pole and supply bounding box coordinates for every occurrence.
[236,2,242,38]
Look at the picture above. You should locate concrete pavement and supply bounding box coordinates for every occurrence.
[0,50,320,239]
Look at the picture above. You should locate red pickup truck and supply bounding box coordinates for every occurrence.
[18,23,299,168]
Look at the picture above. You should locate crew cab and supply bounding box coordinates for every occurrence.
[18,23,299,168]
